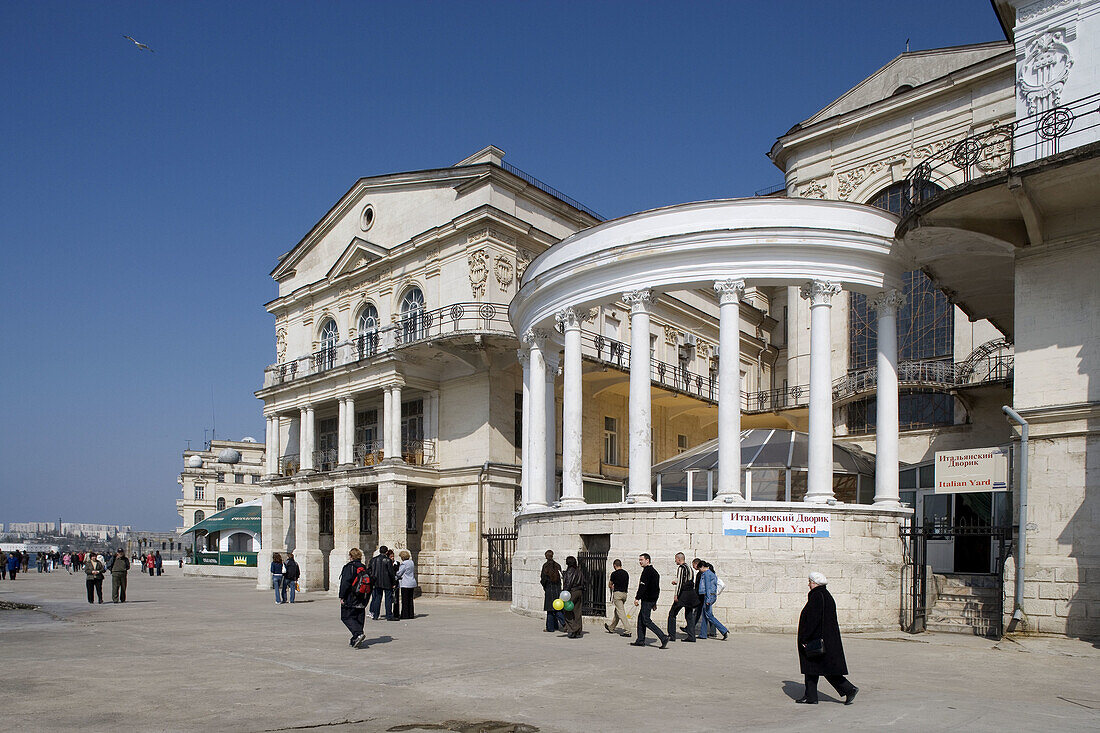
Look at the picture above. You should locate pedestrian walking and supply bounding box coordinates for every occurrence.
[270,552,285,604]
[368,545,396,620]
[7,550,20,580]
[540,550,566,633]
[603,559,631,637]
[561,555,586,638]
[388,549,400,618]
[146,553,155,577]
[630,553,668,649]
[154,550,163,576]
[697,560,728,640]
[667,552,699,642]
[796,572,858,705]
[282,552,300,603]
[108,548,130,602]
[395,550,417,619]
[63,552,73,574]
[338,548,369,649]
[0,550,7,580]
[84,553,105,604]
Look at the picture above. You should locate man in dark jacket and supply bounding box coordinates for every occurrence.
[282,553,300,603]
[368,545,397,620]
[631,553,668,648]
[667,552,697,642]
[796,572,858,704]
[338,548,368,648]
[540,550,565,632]
[108,549,129,602]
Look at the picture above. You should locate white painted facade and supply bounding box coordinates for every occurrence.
[177,439,266,533]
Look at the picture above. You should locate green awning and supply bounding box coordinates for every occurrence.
[181,501,262,536]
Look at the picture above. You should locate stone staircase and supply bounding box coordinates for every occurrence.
[926,573,1002,637]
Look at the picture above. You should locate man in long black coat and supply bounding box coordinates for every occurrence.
[796,572,858,704]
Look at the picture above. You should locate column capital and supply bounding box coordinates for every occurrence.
[516,345,531,367]
[713,278,746,304]
[622,288,654,314]
[799,279,842,307]
[523,327,556,348]
[871,288,906,313]
[544,350,561,374]
[554,306,584,331]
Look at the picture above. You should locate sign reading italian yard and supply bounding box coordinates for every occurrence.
[723,511,830,538]
[934,446,1009,494]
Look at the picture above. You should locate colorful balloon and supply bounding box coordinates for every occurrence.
[559,590,571,602]
[552,599,565,610]
[564,601,574,611]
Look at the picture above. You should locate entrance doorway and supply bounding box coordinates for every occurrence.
[916,490,1011,573]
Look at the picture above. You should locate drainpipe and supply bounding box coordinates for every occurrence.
[476,460,490,593]
[1002,405,1028,626]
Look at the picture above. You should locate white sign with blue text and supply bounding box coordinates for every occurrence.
[723,511,831,538]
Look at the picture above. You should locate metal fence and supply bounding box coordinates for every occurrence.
[484,528,517,602]
[577,551,608,617]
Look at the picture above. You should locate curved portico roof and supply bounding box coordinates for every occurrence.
[510,197,903,334]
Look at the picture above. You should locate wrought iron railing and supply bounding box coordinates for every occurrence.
[265,302,514,387]
[353,441,385,467]
[278,454,300,477]
[902,91,1100,215]
[312,448,338,473]
[499,160,605,221]
[401,439,435,467]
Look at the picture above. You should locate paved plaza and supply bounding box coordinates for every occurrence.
[1,569,1098,732]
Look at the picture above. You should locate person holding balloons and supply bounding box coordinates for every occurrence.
[541,550,566,632]
[560,556,586,638]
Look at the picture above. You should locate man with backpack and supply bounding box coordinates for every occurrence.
[338,548,370,648]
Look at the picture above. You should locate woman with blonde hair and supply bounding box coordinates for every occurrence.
[395,549,417,619]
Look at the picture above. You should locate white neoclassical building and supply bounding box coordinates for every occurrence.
[177,438,266,534]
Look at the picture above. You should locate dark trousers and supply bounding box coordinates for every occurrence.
[148,567,154,576]
[667,599,696,641]
[370,587,394,619]
[86,578,103,603]
[804,674,856,702]
[111,573,127,602]
[156,567,162,576]
[8,569,16,580]
[636,601,667,644]
[400,587,415,619]
[341,604,365,640]
[546,609,566,631]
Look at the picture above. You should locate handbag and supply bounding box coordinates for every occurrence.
[803,596,826,660]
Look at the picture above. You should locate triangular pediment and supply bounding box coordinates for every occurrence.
[804,42,1011,127]
[328,237,390,280]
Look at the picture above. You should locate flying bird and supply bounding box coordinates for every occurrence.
[123,35,154,53]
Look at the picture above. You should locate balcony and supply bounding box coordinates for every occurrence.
[264,302,513,388]
[274,440,437,477]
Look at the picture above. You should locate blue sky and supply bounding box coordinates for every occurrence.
[0,1,1004,530]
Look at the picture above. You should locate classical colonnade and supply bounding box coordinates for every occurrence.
[510,197,907,510]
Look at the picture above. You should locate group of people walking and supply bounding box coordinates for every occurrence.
[541,549,858,705]
[1,550,28,579]
[269,552,301,603]
[336,545,418,648]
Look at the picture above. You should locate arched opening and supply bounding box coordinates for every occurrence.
[234,497,243,505]
[399,287,426,343]
[318,318,339,370]
[357,303,379,357]
[848,181,954,434]
[226,532,254,553]
[193,510,205,525]
[216,497,226,511]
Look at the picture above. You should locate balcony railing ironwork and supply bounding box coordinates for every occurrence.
[354,441,385,467]
[902,91,1100,215]
[278,454,300,477]
[499,160,605,221]
[312,448,338,473]
[265,302,514,387]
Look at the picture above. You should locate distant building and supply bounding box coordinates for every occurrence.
[177,438,266,534]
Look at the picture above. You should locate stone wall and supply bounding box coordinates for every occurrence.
[513,503,911,633]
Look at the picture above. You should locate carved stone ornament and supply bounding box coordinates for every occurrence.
[870,289,907,314]
[836,139,959,200]
[523,327,555,350]
[697,341,712,360]
[516,249,532,281]
[468,249,489,298]
[976,127,1013,173]
[797,180,827,199]
[516,346,530,366]
[1018,0,1077,24]
[276,329,286,363]
[663,324,680,345]
[621,288,654,313]
[555,307,582,330]
[1018,29,1073,114]
[494,256,514,289]
[799,280,842,306]
[714,278,746,304]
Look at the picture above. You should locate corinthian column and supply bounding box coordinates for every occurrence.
[800,280,842,504]
[714,278,746,502]
[525,330,551,509]
[517,345,531,509]
[557,307,585,506]
[623,288,655,502]
[873,289,905,507]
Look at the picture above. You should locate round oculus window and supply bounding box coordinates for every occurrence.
[360,204,375,231]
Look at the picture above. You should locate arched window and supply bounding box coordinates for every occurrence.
[216,497,226,511]
[357,303,379,358]
[847,181,954,433]
[399,287,427,343]
[318,318,339,370]
[234,498,243,505]
[194,510,205,524]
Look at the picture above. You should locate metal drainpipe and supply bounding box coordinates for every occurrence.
[1002,405,1028,624]
[476,461,490,591]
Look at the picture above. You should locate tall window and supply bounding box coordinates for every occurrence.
[400,287,426,343]
[360,491,377,532]
[677,434,689,454]
[355,409,379,460]
[318,319,339,370]
[234,473,244,484]
[216,497,226,511]
[848,182,954,433]
[603,417,619,465]
[406,488,417,532]
[357,303,379,357]
[194,484,205,500]
[319,494,334,534]
[194,510,205,524]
